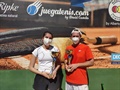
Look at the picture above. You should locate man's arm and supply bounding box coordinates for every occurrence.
[68,59,94,72]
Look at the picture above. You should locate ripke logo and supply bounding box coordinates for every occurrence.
[26,0,42,15]
[0,2,19,14]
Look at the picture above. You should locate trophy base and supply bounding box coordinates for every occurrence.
[67,68,71,72]
[49,74,53,78]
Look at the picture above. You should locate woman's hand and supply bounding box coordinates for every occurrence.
[41,72,50,79]
[51,70,57,79]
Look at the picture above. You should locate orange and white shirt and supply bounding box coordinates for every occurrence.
[64,44,93,85]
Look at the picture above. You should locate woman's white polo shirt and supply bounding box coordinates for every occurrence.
[32,46,59,73]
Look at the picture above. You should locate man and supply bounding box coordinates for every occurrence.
[64,28,94,90]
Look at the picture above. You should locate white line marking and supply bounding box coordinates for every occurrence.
[94,55,111,60]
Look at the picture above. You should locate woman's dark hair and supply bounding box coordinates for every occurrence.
[42,31,53,38]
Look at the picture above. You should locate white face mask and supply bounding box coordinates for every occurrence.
[72,37,80,44]
[43,37,52,46]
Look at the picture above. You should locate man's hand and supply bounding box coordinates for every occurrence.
[68,64,79,72]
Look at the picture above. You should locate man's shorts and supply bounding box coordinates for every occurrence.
[66,82,89,90]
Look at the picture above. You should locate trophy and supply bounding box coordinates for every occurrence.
[66,49,73,72]
[49,51,59,78]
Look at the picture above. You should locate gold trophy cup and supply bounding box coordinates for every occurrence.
[49,51,59,78]
[66,50,73,72]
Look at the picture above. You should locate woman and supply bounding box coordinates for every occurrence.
[29,31,62,90]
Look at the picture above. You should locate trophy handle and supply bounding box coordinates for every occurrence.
[68,55,72,65]
[49,58,56,78]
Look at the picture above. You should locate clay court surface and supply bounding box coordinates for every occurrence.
[0,28,120,69]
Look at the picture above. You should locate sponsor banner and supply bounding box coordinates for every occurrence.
[111,53,120,64]
[0,0,120,27]
[0,0,90,27]
[0,0,120,70]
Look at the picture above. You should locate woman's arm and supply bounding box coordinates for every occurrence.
[29,55,50,79]
[29,55,40,74]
